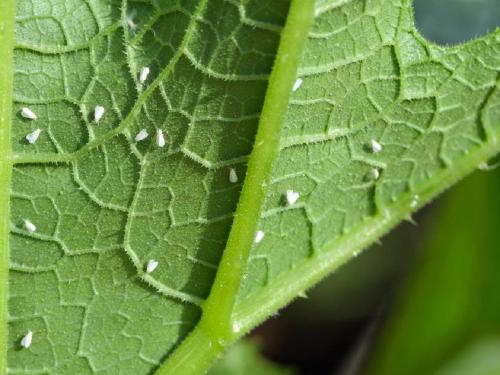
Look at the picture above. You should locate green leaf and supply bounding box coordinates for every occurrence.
[228,0,500,339]
[2,0,292,373]
[0,1,499,375]
[208,340,295,375]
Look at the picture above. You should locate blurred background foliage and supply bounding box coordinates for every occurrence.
[210,1,500,374]
[366,163,500,375]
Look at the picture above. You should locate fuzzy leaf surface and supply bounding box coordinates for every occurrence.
[0,0,499,374]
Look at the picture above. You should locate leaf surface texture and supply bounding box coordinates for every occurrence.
[1,0,499,374]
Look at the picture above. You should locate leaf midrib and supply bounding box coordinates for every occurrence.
[2,0,303,371]
[156,3,500,375]
[0,0,15,372]
[154,1,316,374]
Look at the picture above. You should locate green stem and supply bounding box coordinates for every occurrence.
[155,0,315,373]
[0,0,14,372]
[201,0,315,339]
[155,325,224,375]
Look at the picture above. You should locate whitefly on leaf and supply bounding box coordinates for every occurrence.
[25,129,41,144]
[20,107,36,120]
[20,331,33,349]
[23,219,36,233]
[94,105,105,123]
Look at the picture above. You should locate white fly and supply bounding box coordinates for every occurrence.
[229,168,238,183]
[370,168,380,181]
[26,129,41,144]
[24,219,36,233]
[370,139,382,153]
[21,107,37,120]
[146,259,159,273]
[135,129,149,142]
[286,190,299,205]
[156,129,166,147]
[254,230,265,244]
[139,67,150,84]
[21,331,33,348]
[292,78,303,92]
[94,105,105,123]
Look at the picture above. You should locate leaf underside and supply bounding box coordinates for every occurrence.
[1,0,499,374]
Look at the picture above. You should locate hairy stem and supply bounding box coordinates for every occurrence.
[155,0,315,374]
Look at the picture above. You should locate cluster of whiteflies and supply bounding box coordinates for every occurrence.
[19,67,160,146]
[16,75,395,349]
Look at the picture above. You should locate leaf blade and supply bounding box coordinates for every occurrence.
[159,1,500,372]
[7,1,287,373]
[3,0,500,374]
[234,0,500,325]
